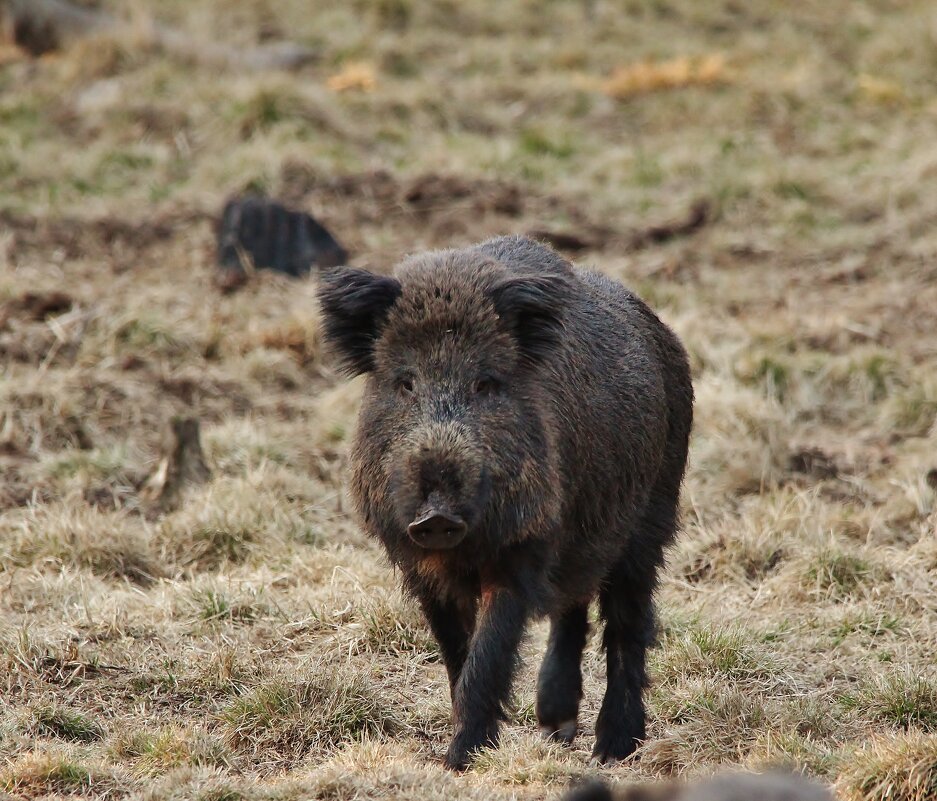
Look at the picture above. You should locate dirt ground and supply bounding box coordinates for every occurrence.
[1,1,936,799]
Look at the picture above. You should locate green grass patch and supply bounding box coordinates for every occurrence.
[773,179,815,201]
[887,382,937,437]
[0,99,42,140]
[633,152,664,187]
[188,586,268,624]
[199,789,246,801]
[33,706,104,743]
[113,316,197,360]
[841,673,937,731]
[111,726,228,776]
[45,445,129,482]
[831,612,902,646]
[112,728,189,772]
[518,128,574,159]
[805,549,876,599]
[737,353,790,401]
[0,755,101,796]
[355,597,438,658]
[656,626,777,683]
[221,671,401,763]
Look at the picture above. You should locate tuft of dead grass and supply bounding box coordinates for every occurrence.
[473,734,586,786]
[155,475,316,571]
[837,732,937,801]
[643,692,767,772]
[1,505,163,585]
[327,61,378,93]
[600,54,729,98]
[0,750,121,798]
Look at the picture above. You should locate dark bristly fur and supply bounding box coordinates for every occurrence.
[318,235,694,770]
[318,267,401,375]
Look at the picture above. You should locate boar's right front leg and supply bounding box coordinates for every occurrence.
[445,584,529,771]
[411,582,477,697]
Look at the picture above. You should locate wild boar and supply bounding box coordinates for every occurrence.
[318,235,693,769]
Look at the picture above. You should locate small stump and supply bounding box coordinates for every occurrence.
[141,416,211,514]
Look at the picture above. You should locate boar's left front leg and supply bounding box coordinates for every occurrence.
[445,585,530,771]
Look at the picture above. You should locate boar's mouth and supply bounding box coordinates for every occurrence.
[407,507,468,549]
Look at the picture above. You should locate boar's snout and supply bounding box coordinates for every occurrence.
[407,504,468,549]
[391,422,488,549]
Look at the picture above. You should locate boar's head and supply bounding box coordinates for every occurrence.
[318,248,568,553]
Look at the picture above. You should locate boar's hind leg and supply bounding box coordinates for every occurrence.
[593,478,680,763]
[445,586,529,771]
[536,603,589,744]
[593,546,661,763]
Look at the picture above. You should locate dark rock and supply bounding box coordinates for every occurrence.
[215,195,347,287]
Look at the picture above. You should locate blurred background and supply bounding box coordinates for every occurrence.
[1,2,936,800]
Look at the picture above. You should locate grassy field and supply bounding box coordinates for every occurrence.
[2,1,937,799]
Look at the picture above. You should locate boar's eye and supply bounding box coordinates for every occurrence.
[473,376,502,397]
[396,375,415,396]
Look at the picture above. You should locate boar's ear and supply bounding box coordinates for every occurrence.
[489,274,569,364]
[317,267,401,375]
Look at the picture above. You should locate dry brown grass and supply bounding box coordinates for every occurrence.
[2,1,937,799]
[599,55,729,99]
[836,732,937,801]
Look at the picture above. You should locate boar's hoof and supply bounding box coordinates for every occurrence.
[443,750,471,773]
[539,718,578,744]
[444,722,498,771]
[407,510,467,549]
[591,735,640,766]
